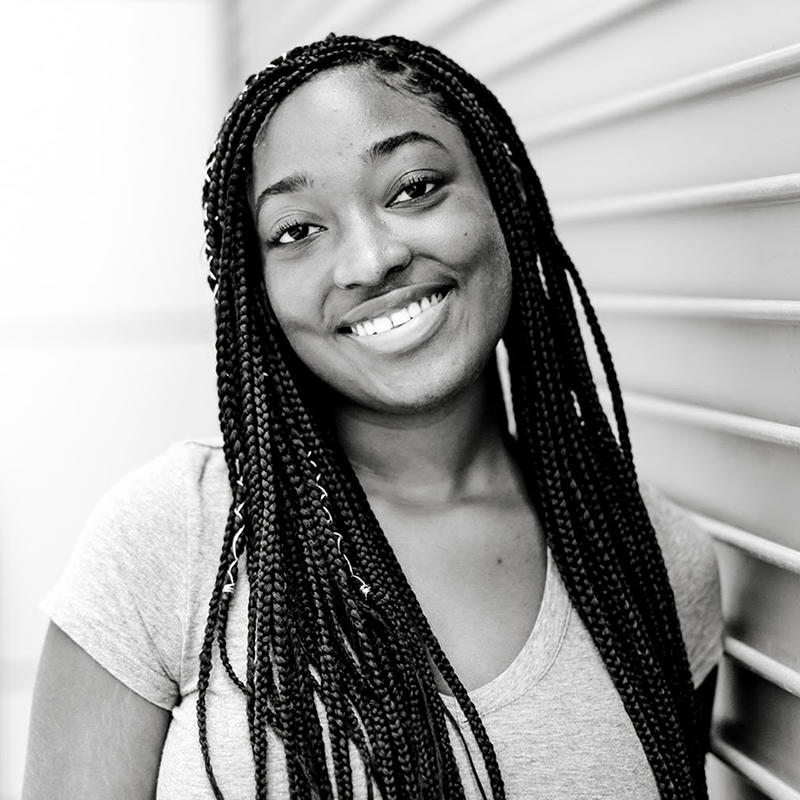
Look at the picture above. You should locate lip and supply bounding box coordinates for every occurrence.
[336,282,453,332]
[341,288,453,355]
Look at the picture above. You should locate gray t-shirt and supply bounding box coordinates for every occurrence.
[43,439,723,799]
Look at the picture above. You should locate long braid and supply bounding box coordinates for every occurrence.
[532,242,694,775]
[200,33,707,800]
[561,251,706,790]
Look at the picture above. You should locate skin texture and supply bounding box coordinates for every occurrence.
[22,622,170,800]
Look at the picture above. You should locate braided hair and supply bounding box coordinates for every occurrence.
[200,33,707,800]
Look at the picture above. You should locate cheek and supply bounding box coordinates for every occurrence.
[440,195,509,277]
[464,219,513,326]
[261,264,343,387]
[456,220,513,311]
[262,265,320,339]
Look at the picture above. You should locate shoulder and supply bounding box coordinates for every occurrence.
[42,437,230,709]
[59,438,226,569]
[98,436,227,513]
[87,437,229,536]
[76,436,231,588]
[638,481,724,686]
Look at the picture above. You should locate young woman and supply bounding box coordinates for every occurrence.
[24,34,722,800]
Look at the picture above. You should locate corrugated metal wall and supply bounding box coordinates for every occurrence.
[232,1,800,797]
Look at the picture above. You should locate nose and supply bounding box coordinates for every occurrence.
[332,212,412,290]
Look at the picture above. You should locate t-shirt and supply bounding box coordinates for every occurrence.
[43,439,723,799]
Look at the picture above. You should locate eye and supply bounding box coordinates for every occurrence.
[390,175,442,205]
[269,221,324,246]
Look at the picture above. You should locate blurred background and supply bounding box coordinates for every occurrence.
[2,1,799,797]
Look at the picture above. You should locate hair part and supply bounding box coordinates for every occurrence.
[201,33,706,800]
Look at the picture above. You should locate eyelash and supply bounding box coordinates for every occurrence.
[266,173,443,247]
[268,219,322,247]
[390,173,443,205]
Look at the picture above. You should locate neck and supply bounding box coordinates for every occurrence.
[333,367,514,507]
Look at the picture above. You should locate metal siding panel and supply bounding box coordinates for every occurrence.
[714,660,800,793]
[626,411,800,552]
[440,0,632,77]
[716,544,800,678]
[558,201,800,300]
[233,0,504,84]
[596,314,800,427]
[357,0,490,41]
[521,44,800,145]
[490,0,800,122]
[709,756,774,800]
[534,72,800,200]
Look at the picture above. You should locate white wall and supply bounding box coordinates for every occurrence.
[232,1,800,798]
[0,1,225,796]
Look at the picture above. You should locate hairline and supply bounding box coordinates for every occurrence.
[251,61,460,156]
[246,62,468,212]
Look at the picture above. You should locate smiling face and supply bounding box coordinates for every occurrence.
[251,66,512,414]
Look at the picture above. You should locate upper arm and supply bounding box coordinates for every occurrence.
[23,622,171,800]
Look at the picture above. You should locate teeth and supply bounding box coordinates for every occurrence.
[348,290,447,336]
[390,308,411,327]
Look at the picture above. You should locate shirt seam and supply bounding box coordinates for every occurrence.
[478,590,573,716]
[45,608,177,710]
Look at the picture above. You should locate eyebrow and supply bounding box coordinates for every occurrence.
[254,172,313,215]
[254,130,447,215]
[363,130,447,164]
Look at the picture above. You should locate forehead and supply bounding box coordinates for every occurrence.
[251,66,469,185]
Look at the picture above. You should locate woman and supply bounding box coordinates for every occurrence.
[24,34,722,800]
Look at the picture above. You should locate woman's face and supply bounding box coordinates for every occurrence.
[250,66,512,414]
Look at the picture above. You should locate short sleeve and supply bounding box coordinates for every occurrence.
[41,443,194,710]
[639,482,724,687]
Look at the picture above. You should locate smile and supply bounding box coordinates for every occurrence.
[340,287,453,356]
[345,290,449,337]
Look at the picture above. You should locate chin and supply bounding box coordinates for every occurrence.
[349,356,489,416]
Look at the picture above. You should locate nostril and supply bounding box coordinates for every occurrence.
[332,225,413,289]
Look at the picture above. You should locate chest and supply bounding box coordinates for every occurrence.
[371,496,547,692]
[167,558,660,800]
